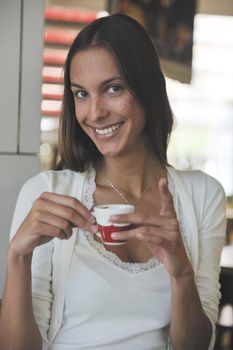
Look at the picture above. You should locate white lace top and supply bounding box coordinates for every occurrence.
[51,167,174,349]
[9,167,226,350]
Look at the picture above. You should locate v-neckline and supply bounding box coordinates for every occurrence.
[81,166,190,275]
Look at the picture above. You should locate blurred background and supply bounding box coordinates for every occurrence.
[0,1,233,348]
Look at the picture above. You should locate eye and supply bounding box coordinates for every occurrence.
[74,90,88,99]
[107,85,122,95]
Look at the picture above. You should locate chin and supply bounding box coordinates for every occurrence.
[100,150,120,157]
[95,138,136,157]
[97,146,123,157]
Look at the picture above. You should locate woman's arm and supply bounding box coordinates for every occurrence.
[170,272,212,350]
[0,251,42,350]
[110,176,226,349]
[0,176,97,350]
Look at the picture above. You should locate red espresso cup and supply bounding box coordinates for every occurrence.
[93,204,135,245]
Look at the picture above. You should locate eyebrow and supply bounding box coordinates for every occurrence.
[70,76,123,89]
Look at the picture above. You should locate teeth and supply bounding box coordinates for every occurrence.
[95,122,122,135]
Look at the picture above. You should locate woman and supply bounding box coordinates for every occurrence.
[0,14,226,350]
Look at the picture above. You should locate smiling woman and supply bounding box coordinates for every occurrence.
[0,13,226,350]
[59,14,173,172]
[69,47,146,158]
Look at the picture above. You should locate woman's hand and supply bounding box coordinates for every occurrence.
[110,178,193,279]
[9,192,97,257]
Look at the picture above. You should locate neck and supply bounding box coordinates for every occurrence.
[96,146,163,196]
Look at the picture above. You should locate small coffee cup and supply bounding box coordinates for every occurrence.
[93,204,135,245]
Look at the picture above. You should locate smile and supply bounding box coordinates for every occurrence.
[95,122,124,135]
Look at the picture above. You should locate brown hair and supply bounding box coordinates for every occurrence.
[59,14,173,172]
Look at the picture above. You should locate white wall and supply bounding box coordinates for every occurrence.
[0,0,44,296]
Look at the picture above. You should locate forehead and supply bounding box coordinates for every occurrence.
[70,47,122,83]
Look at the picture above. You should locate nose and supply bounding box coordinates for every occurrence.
[88,95,108,122]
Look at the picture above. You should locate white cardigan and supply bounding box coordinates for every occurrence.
[10,166,226,349]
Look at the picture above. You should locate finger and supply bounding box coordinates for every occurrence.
[158,178,176,216]
[34,210,73,238]
[34,196,95,231]
[39,192,95,224]
[31,222,69,240]
[111,225,178,242]
[136,232,164,245]
[110,212,176,229]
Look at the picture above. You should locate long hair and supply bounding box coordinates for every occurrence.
[59,14,173,171]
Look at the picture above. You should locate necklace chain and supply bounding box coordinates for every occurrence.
[104,175,155,206]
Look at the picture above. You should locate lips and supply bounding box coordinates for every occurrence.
[94,121,124,136]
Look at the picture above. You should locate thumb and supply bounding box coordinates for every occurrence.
[159,178,175,216]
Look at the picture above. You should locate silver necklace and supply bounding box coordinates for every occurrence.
[104,175,155,206]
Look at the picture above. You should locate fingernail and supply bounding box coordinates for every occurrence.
[163,178,168,186]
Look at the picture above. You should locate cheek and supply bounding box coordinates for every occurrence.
[74,102,87,124]
[113,95,143,116]
[124,97,146,127]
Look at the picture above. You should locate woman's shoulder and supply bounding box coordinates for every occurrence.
[21,168,89,195]
[167,166,225,195]
[24,168,85,183]
[168,166,226,231]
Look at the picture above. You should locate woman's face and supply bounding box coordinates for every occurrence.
[70,46,146,157]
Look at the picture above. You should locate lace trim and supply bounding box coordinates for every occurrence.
[167,171,191,260]
[86,232,160,273]
[82,167,190,273]
[82,168,96,210]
